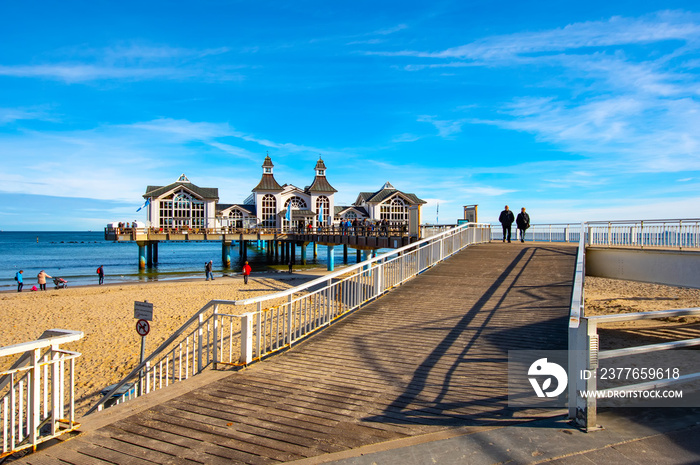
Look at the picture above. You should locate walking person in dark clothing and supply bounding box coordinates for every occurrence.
[516,208,531,243]
[242,261,252,285]
[205,260,214,280]
[288,260,293,274]
[499,206,515,243]
[15,270,23,292]
[97,265,105,285]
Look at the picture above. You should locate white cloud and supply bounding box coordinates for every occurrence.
[374,11,700,62]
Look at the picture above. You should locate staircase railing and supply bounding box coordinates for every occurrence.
[0,329,83,458]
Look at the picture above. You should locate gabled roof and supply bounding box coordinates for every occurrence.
[144,181,219,200]
[353,185,426,206]
[217,204,256,215]
[252,174,283,191]
[335,206,368,216]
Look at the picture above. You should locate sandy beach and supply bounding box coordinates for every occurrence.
[0,271,325,416]
[2,271,699,417]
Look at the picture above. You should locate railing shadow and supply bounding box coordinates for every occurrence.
[361,246,574,426]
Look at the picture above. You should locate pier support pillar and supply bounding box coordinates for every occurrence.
[356,249,362,262]
[313,242,318,260]
[137,242,147,270]
[291,243,296,264]
[146,243,154,267]
[242,241,248,260]
[301,243,307,265]
[152,242,159,264]
[222,242,231,268]
[274,241,279,262]
[327,245,335,271]
[343,244,348,263]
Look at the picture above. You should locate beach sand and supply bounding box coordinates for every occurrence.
[2,272,698,417]
[0,271,323,416]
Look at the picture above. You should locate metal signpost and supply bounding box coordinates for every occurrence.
[134,301,154,394]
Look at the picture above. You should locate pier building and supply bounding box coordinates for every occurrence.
[108,155,426,270]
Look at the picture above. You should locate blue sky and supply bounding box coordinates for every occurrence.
[1,1,699,230]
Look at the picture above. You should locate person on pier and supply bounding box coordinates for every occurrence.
[499,206,515,243]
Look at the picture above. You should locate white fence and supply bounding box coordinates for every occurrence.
[586,219,700,249]
[89,222,491,414]
[492,223,581,243]
[0,330,83,458]
[492,219,700,250]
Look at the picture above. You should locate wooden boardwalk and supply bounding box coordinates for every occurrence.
[18,243,577,465]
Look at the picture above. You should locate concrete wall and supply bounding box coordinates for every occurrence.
[586,247,700,289]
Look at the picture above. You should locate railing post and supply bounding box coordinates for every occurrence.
[240,313,253,365]
[197,313,204,373]
[50,345,59,436]
[288,294,293,346]
[30,348,40,450]
[212,305,219,370]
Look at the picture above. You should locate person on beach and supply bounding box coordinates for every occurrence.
[97,265,105,285]
[499,206,515,243]
[288,260,293,274]
[516,208,531,243]
[15,270,23,292]
[205,260,214,281]
[242,261,252,285]
[37,270,52,291]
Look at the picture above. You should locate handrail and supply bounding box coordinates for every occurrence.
[570,306,700,430]
[0,330,83,358]
[232,222,491,306]
[86,301,219,414]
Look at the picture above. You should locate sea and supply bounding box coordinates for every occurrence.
[1,231,364,292]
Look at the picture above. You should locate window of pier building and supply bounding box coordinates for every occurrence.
[158,191,204,230]
[380,197,408,224]
[228,210,243,229]
[284,196,307,210]
[261,194,277,228]
[316,196,329,224]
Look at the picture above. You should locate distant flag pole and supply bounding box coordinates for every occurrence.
[136,198,151,213]
[285,202,291,222]
[318,208,323,225]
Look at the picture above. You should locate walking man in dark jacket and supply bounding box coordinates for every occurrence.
[499,206,515,243]
[516,207,531,243]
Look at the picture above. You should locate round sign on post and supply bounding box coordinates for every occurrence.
[136,319,150,337]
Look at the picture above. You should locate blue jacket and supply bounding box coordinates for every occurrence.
[15,272,23,283]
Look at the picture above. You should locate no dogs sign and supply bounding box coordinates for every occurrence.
[136,319,150,337]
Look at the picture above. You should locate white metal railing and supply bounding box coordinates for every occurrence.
[586,219,700,249]
[492,219,700,250]
[0,330,83,458]
[491,223,581,243]
[567,220,700,430]
[570,308,700,431]
[90,222,491,414]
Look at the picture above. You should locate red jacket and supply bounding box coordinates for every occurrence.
[242,264,252,276]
